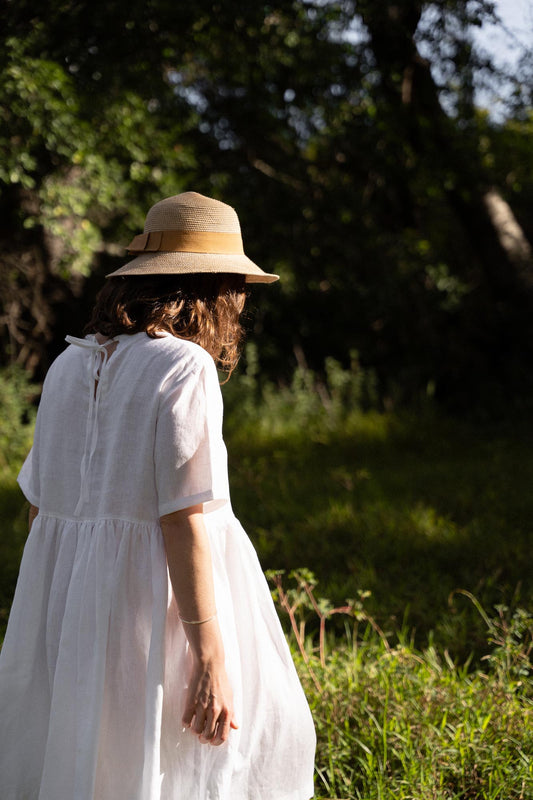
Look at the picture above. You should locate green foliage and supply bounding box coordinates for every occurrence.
[3,1,533,411]
[0,367,38,474]
[0,34,196,279]
[0,37,77,190]
[0,367,37,636]
[277,572,533,799]
[1,37,108,275]
[223,344,379,438]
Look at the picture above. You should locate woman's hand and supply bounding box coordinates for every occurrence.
[182,654,238,745]
[160,505,239,746]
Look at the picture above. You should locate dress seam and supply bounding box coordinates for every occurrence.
[37,512,158,527]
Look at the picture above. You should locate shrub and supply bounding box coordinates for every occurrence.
[0,366,37,474]
[223,343,379,438]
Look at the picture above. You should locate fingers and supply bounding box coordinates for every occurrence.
[182,694,236,746]
[199,704,218,743]
[211,710,231,745]
[181,661,238,746]
[192,695,212,736]
[181,699,196,729]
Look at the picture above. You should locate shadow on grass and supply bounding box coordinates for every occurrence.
[226,411,533,662]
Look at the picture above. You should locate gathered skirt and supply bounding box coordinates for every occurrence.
[0,506,316,800]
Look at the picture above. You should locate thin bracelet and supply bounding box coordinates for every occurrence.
[179,612,218,625]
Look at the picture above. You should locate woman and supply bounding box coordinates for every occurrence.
[0,192,316,799]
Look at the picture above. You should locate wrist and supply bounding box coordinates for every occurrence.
[191,638,225,667]
[181,618,225,664]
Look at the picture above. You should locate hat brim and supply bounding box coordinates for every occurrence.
[106,251,279,284]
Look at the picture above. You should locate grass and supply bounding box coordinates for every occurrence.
[225,401,533,663]
[280,571,533,799]
[300,630,533,799]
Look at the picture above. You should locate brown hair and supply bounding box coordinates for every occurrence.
[84,274,247,378]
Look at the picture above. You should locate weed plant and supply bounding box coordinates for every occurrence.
[274,571,533,800]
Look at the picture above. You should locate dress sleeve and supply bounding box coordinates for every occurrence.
[17,387,43,508]
[154,357,230,517]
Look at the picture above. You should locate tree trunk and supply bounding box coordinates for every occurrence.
[357,0,533,297]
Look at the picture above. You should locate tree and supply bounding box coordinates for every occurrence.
[2,0,532,412]
[0,13,196,374]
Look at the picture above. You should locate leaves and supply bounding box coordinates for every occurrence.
[2,1,533,410]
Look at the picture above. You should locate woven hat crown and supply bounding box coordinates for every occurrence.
[144,192,241,234]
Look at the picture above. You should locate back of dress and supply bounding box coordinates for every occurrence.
[2,333,237,800]
[19,332,230,522]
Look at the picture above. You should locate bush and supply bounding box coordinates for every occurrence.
[222,343,379,439]
[0,366,37,474]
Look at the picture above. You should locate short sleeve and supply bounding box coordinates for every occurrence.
[18,446,40,507]
[154,357,230,517]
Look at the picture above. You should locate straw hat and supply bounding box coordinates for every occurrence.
[106,191,279,283]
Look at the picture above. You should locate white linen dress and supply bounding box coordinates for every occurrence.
[0,331,316,800]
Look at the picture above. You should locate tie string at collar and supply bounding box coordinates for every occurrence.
[65,335,117,516]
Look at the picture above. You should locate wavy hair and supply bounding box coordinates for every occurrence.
[84,274,247,378]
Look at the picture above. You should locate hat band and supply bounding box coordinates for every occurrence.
[127,230,244,255]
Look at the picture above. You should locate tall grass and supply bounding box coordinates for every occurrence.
[274,571,533,799]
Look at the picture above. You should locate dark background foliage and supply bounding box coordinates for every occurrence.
[1,0,533,414]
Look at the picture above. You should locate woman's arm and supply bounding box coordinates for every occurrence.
[29,504,39,531]
[160,504,238,746]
